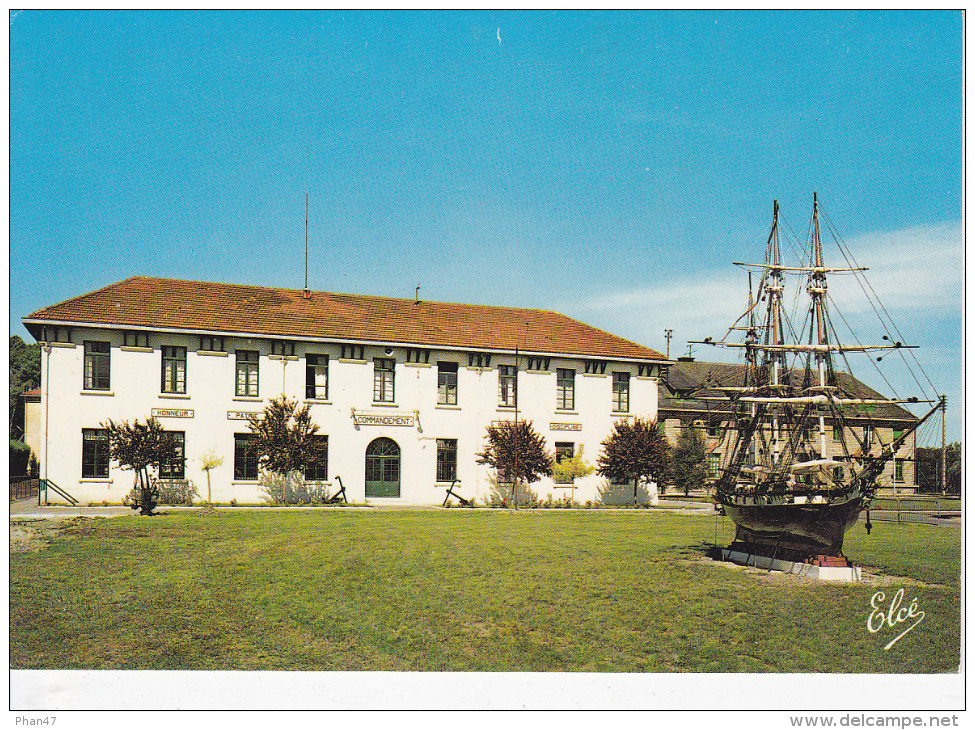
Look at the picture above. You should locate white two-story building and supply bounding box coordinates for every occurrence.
[24,276,669,506]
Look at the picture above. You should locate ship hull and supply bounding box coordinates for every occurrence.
[719,493,867,556]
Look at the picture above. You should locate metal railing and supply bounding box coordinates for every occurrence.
[10,477,39,501]
[867,496,961,525]
[37,478,79,506]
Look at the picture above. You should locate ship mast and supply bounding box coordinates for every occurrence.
[807,192,830,459]
[766,200,785,467]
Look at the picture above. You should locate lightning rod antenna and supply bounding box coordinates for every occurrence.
[304,148,309,294]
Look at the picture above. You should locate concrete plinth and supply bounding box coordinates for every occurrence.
[721,548,862,582]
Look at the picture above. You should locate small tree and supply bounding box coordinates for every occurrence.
[597,417,669,503]
[248,396,326,504]
[476,420,552,508]
[551,444,595,487]
[199,450,224,503]
[670,426,708,496]
[103,417,183,515]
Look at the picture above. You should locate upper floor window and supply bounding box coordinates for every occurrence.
[498,365,517,407]
[199,335,225,352]
[894,458,905,483]
[892,428,905,441]
[236,350,259,397]
[161,346,187,394]
[612,372,630,412]
[436,438,458,482]
[82,428,110,478]
[304,435,329,481]
[373,358,395,402]
[158,431,185,479]
[706,423,721,439]
[708,453,722,478]
[833,425,844,441]
[306,354,329,399]
[863,425,874,445]
[83,341,111,390]
[437,362,458,405]
[123,330,150,348]
[556,368,575,410]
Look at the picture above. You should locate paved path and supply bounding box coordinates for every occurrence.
[9,496,718,520]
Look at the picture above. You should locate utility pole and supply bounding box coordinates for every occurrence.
[664,329,673,359]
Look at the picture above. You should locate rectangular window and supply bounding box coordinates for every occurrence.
[892,428,905,441]
[863,425,874,445]
[306,354,329,399]
[554,442,574,484]
[161,346,187,394]
[894,458,905,483]
[304,435,329,481]
[158,432,185,479]
[83,341,111,390]
[236,350,259,397]
[82,428,110,478]
[373,358,395,402]
[612,372,630,412]
[436,438,458,482]
[707,423,721,439]
[708,453,722,478]
[556,368,575,410]
[437,362,458,405]
[833,425,843,441]
[234,433,259,480]
[498,365,517,407]
[199,335,225,352]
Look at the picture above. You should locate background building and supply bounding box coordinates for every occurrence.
[657,359,920,496]
[24,276,669,505]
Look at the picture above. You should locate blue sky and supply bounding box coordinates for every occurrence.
[9,10,963,440]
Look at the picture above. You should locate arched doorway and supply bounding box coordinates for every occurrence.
[365,437,400,497]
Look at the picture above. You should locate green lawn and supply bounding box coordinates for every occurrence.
[9,509,960,672]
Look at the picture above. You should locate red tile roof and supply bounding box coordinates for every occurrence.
[24,276,665,362]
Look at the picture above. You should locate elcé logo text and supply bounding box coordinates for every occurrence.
[866,588,925,650]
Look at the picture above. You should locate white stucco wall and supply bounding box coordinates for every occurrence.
[35,328,661,505]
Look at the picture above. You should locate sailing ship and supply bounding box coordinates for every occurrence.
[693,194,941,558]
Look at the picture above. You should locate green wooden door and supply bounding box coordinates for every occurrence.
[365,437,401,497]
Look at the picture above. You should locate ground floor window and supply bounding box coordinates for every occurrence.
[304,435,329,481]
[554,442,574,484]
[365,437,400,497]
[158,431,185,479]
[234,433,259,480]
[894,458,905,484]
[436,438,457,482]
[82,428,110,478]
